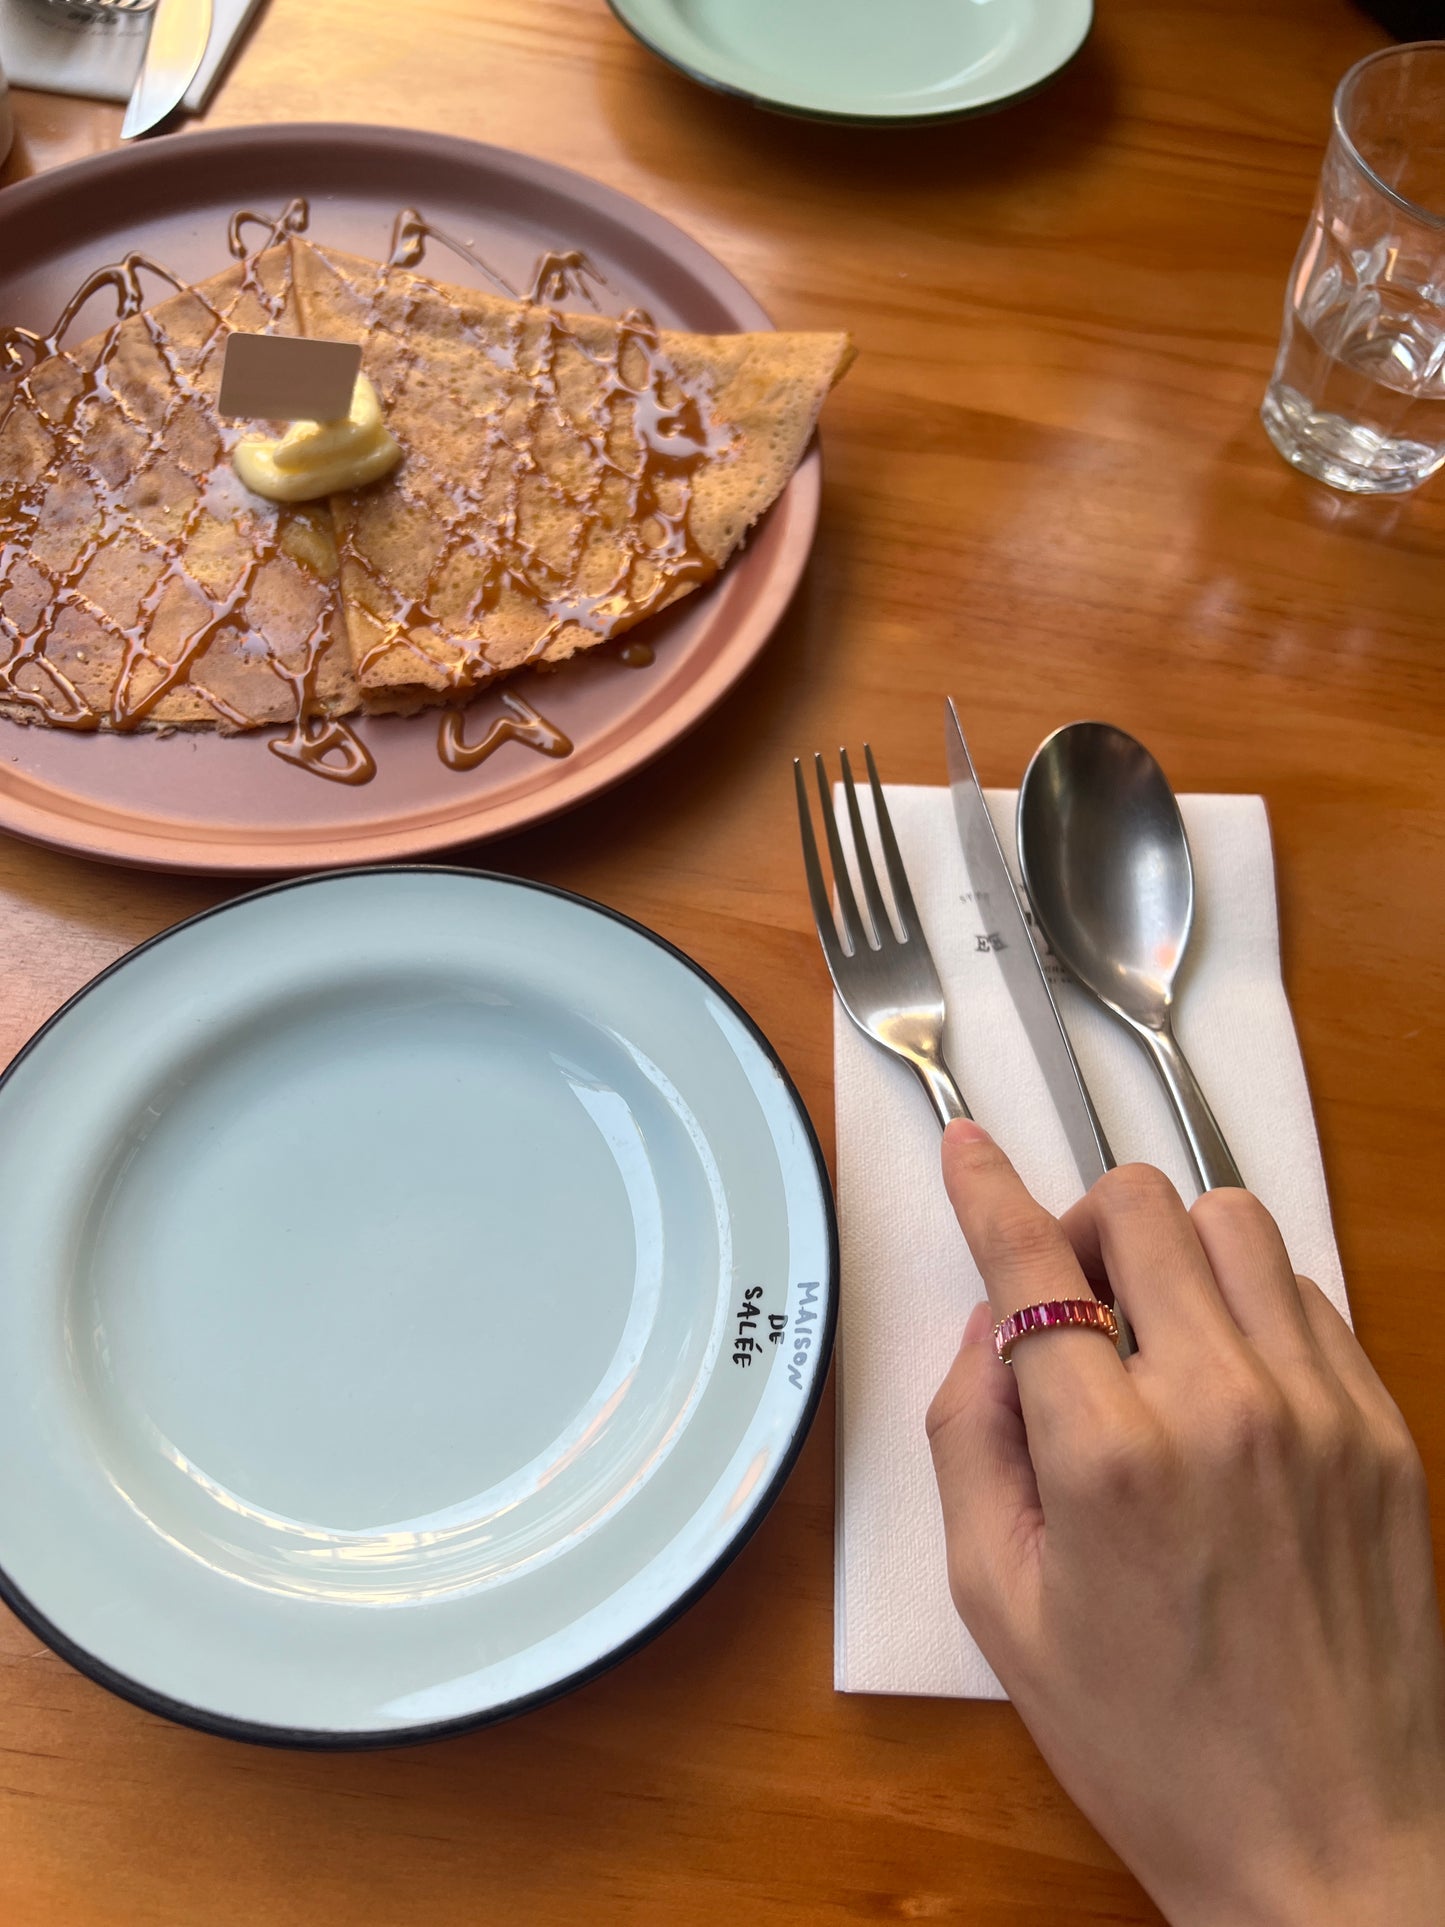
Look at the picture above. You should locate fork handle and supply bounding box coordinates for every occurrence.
[911,1056,972,1130]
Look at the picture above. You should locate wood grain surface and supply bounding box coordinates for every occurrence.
[2,2,1442,1921]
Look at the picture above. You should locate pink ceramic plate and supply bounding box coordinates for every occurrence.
[0,124,819,873]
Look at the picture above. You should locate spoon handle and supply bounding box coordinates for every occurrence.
[1138,1021,1244,1192]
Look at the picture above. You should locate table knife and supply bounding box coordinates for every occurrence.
[945,698,1134,1352]
[121,0,213,142]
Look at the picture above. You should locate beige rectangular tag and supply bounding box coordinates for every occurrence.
[218,333,363,423]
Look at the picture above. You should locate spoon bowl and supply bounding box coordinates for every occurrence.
[1018,722,1242,1192]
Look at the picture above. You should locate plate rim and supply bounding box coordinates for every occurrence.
[0,123,821,874]
[605,0,1094,125]
[0,864,838,1750]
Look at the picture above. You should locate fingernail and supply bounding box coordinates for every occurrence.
[962,1300,994,1346]
[943,1119,992,1146]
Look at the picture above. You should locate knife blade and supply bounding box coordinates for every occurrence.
[121,0,213,142]
[945,698,1116,1192]
[946,701,1134,1354]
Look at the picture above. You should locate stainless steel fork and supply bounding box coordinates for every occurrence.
[795,745,970,1130]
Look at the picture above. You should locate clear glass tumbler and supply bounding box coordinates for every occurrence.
[1261,41,1445,494]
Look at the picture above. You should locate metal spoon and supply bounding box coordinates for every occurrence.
[1017,722,1243,1193]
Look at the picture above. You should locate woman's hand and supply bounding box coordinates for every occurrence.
[926,1119,1445,1927]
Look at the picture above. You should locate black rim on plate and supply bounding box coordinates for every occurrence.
[0,866,839,1750]
[604,0,1094,127]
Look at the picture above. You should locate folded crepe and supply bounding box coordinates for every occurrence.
[1,230,853,737]
[290,240,855,710]
[0,244,360,734]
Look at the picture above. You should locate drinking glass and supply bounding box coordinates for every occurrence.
[1261,41,1445,494]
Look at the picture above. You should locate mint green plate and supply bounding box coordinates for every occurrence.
[608,0,1093,125]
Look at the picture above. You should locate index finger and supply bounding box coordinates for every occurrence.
[941,1119,1128,1428]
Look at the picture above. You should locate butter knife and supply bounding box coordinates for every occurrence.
[121,0,213,141]
[945,699,1134,1352]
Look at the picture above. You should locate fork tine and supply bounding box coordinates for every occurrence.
[793,758,846,968]
[812,753,868,954]
[839,747,891,946]
[863,743,923,940]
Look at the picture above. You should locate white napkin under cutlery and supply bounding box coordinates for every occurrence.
[834,786,1349,1700]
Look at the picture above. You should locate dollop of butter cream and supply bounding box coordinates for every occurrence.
[233,374,402,502]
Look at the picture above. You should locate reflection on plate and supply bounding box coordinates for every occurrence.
[0,869,836,1745]
[0,125,820,872]
[609,0,1092,124]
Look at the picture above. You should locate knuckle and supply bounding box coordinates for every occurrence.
[1066,1414,1167,1508]
[1376,1412,1429,1506]
[1094,1162,1179,1220]
[1293,1387,1428,1514]
[1189,1186,1271,1242]
[924,1385,957,1445]
[1293,1382,1359,1473]
[1198,1369,1294,1468]
[946,1549,990,1628]
[947,1564,1015,1660]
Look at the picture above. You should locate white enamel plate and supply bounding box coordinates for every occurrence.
[0,870,835,1745]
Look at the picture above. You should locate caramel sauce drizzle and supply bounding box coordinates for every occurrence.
[0,196,696,787]
[386,208,521,296]
[437,691,573,771]
[265,599,378,784]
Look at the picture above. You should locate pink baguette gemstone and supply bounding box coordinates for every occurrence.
[993,1298,1119,1364]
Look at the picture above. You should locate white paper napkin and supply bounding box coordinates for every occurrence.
[834,787,1348,1700]
[0,0,264,115]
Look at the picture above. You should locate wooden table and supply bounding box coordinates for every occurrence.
[2,3,1441,1920]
